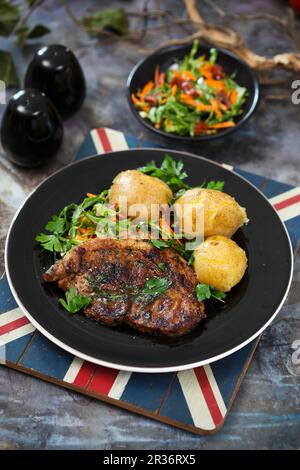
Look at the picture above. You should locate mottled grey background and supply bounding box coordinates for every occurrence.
[0,0,299,450]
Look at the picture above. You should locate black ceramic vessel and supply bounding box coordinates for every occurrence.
[25,44,86,119]
[127,43,260,143]
[1,89,63,168]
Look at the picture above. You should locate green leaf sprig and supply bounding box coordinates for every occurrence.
[195,283,226,303]
[59,287,92,314]
[139,154,189,192]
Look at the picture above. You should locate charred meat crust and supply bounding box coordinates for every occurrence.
[43,238,205,336]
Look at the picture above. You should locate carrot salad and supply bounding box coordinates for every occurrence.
[131,40,247,137]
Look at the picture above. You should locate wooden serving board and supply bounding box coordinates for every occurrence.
[1,128,299,435]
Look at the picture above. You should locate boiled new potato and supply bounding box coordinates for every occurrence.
[174,188,247,238]
[193,235,247,292]
[109,170,172,217]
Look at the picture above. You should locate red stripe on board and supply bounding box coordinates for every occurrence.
[0,315,30,336]
[274,193,300,211]
[96,128,112,153]
[73,361,95,388]
[88,365,119,395]
[194,367,223,427]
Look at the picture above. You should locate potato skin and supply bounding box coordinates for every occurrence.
[109,170,172,215]
[175,188,247,238]
[193,235,247,292]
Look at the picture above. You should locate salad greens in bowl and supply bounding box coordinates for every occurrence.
[127,41,259,142]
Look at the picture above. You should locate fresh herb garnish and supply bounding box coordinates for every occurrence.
[135,277,172,304]
[151,239,170,249]
[158,262,166,271]
[206,180,225,191]
[36,191,110,254]
[195,283,226,303]
[139,154,190,192]
[59,287,92,314]
[35,233,72,254]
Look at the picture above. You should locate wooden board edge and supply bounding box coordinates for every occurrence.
[1,360,226,436]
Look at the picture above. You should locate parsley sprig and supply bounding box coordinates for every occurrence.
[59,287,92,314]
[195,283,226,303]
[138,154,190,192]
[36,191,109,254]
[135,277,172,304]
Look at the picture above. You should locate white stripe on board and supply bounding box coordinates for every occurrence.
[0,307,25,327]
[90,129,104,154]
[204,365,227,417]
[275,202,300,222]
[0,323,35,345]
[63,356,84,383]
[269,186,300,205]
[177,369,215,431]
[108,370,132,400]
[104,128,129,151]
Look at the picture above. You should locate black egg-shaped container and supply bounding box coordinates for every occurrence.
[25,44,86,119]
[1,89,63,168]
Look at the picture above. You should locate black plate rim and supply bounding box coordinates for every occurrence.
[4,149,294,373]
[126,43,260,142]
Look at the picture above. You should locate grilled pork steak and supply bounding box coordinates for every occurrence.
[43,238,205,336]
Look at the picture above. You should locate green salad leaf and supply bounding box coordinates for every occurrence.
[195,283,226,303]
[59,287,92,314]
[139,154,189,192]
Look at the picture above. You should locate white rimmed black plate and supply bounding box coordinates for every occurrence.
[5,149,293,372]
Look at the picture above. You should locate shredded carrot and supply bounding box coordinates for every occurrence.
[171,84,177,97]
[86,192,96,198]
[158,72,165,86]
[181,70,197,81]
[205,79,224,90]
[79,227,91,234]
[160,218,182,245]
[180,94,212,112]
[131,93,141,106]
[209,121,235,129]
[199,63,213,79]
[219,102,228,112]
[154,64,160,86]
[138,81,154,101]
[155,123,160,129]
[229,89,238,104]
[211,98,222,119]
[75,234,88,241]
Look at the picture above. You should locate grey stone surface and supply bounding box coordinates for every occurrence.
[0,0,299,450]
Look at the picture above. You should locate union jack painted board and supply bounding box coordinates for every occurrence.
[1,128,299,435]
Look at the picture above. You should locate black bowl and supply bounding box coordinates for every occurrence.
[127,43,260,143]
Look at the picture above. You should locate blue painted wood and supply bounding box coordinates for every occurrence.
[19,332,74,380]
[0,275,35,363]
[76,133,98,161]
[159,376,195,426]
[0,274,18,314]
[285,217,300,250]
[210,342,254,407]
[124,133,140,149]
[263,179,294,198]
[120,372,174,412]
[234,169,266,189]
